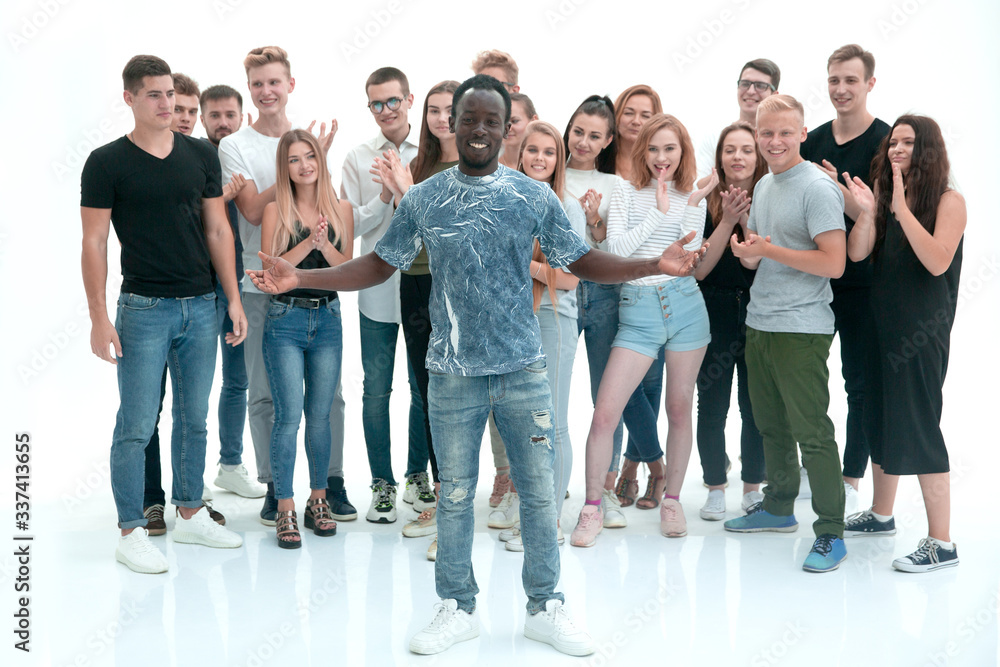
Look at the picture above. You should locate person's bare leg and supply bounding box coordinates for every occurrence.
[584,347,654,502]
[662,347,707,497]
[870,463,900,517]
[919,472,951,542]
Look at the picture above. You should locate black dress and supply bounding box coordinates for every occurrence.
[865,213,962,475]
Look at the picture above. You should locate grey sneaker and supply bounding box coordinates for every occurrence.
[366,479,397,524]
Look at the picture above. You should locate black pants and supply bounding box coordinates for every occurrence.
[143,365,169,507]
[400,273,438,483]
[696,286,764,486]
[831,285,874,479]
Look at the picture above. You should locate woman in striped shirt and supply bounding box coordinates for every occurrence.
[571,114,717,546]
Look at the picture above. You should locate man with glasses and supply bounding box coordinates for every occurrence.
[341,67,424,525]
[697,58,781,177]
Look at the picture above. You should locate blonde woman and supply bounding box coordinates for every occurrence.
[260,129,354,548]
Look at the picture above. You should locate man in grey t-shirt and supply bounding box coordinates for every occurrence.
[248,75,706,657]
[722,95,849,574]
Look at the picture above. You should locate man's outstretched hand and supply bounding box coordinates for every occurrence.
[658,231,708,276]
[246,251,299,294]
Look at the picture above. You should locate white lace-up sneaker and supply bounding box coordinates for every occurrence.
[214,465,267,498]
[741,490,764,514]
[172,507,243,548]
[524,599,594,656]
[403,472,437,512]
[601,488,628,528]
[409,599,479,654]
[366,479,397,523]
[116,528,168,574]
[700,489,726,521]
[843,481,860,518]
[487,491,519,529]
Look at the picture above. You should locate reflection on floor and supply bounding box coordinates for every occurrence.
[30,474,999,667]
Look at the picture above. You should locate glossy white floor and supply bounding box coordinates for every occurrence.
[17,298,1000,667]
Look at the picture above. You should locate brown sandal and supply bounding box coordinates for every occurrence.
[614,473,639,508]
[636,475,666,510]
[304,497,338,537]
[276,510,301,549]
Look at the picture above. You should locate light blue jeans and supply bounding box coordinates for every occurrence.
[429,361,564,614]
[263,299,343,499]
[537,305,578,517]
[112,292,218,529]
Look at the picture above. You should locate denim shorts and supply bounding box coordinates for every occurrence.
[612,277,711,357]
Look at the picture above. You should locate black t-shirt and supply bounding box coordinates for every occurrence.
[697,210,755,292]
[81,132,223,297]
[801,118,890,287]
[284,222,341,300]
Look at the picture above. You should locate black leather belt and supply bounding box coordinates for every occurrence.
[272,294,336,309]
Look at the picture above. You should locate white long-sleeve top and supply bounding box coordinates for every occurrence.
[340,129,418,323]
[606,179,706,286]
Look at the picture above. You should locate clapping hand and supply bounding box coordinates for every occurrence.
[842,171,875,217]
[312,217,329,250]
[308,120,339,155]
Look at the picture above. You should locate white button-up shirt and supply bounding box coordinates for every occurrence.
[340,128,419,323]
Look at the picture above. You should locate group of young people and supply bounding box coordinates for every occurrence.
[81,43,965,657]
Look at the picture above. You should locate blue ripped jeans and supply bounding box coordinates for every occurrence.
[429,361,563,614]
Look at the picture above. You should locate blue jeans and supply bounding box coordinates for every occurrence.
[537,305,578,517]
[112,292,218,529]
[263,299,343,500]
[359,312,428,485]
[216,281,248,466]
[575,280,624,471]
[622,348,665,464]
[430,361,563,614]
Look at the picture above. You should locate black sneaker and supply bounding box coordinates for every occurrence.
[893,537,959,573]
[327,476,358,521]
[844,509,896,537]
[260,482,278,526]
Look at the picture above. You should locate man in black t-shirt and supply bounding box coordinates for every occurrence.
[81,55,248,574]
[801,44,890,518]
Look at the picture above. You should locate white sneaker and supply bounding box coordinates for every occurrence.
[202,485,213,501]
[700,489,726,521]
[366,479,397,523]
[409,599,479,654]
[427,539,437,561]
[797,467,811,500]
[403,507,437,538]
[844,481,860,518]
[505,525,565,552]
[741,490,764,514]
[499,523,520,542]
[403,472,437,512]
[172,507,243,548]
[214,465,267,498]
[488,491,519,529]
[601,488,628,528]
[116,528,168,574]
[524,599,594,656]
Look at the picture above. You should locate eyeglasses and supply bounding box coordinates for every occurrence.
[737,79,776,93]
[367,97,403,114]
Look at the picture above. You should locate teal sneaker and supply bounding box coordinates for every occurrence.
[723,502,798,533]
[802,534,847,572]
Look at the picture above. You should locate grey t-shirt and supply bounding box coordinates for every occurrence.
[375,165,590,376]
[745,161,845,334]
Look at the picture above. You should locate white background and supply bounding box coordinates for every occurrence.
[1,0,998,665]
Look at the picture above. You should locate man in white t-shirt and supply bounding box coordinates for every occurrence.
[219,45,354,524]
[340,67,422,524]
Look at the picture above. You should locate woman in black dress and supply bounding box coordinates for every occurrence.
[843,115,966,572]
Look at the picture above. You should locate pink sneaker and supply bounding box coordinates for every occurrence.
[489,472,511,508]
[660,498,687,538]
[570,505,604,548]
